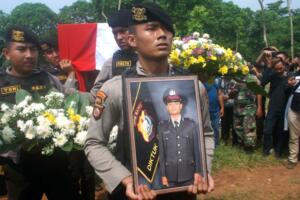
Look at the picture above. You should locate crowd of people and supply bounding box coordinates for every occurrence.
[0,1,299,200]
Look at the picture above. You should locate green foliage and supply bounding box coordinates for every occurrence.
[59,0,97,23]
[8,3,58,38]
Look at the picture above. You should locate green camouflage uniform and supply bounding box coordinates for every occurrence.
[233,76,257,148]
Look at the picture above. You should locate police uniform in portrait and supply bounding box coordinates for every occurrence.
[90,9,137,98]
[0,26,74,200]
[85,3,214,200]
[158,89,200,187]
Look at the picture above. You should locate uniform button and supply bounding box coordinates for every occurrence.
[178,151,181,154]
[178,159,182,162]
[177,144,180,147]
[177,136,180,139]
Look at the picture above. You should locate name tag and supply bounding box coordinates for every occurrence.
[116,60,131,68]
[0,85,21,94]
[31,85,47,91]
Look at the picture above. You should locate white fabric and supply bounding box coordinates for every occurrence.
[95,23,119,70]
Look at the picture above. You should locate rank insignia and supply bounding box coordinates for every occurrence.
[11,30,25,42]
[116,60,131,68]
[132,7,147,21]
[93,91,107,120]
[1,85,21,95]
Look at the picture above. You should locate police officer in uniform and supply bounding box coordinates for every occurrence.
[85,3,214,200]
[158,89,200,188]
[1,26,74,200]
[40,37,73,84]
[90,9,137,98]
[41,37,95,200]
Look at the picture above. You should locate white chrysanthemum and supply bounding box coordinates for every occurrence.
[74,131,87,146]
[16,96,32,109]
[56,114,72,129]
[78,117,89,131]
[215,47,225,56]
[85,106,93,116]
[2,126,15,143]
[43,92,64,106]
[173,39,183,47]
[193,32,200,38]
[235,52,243,60]
[53,133,68,147]
[61,128,75,136]
[1,104,9,112]
[188,39,198,47]
[1,112,11,124]
[17,120,26,132]
[21,103,46,116]
[25,126,37,140]
[36,116,52,139]
[182,43,190,50]
[202,33,210,39]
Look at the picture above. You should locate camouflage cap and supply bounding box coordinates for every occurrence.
[5,25,39,47]
[130,2,175,35]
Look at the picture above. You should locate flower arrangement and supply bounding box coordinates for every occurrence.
[169,32,249,79]
[0,89,92,155]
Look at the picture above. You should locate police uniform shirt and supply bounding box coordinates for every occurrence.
[85,61,214,193]
[42,64,68,84]
[0,68,64,103]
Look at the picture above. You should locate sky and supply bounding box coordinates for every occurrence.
[0,0,300,14]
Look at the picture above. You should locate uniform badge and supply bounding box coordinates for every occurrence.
[93,91,107,120]
[132,7,147,21]
[11,30,25,42]
[41,43,50,51]
[0,85,21,95]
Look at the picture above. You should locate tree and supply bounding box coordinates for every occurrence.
[287,0,294,58]
[59,0,97,23]
[8,3,58,38]
[258,0,268,47]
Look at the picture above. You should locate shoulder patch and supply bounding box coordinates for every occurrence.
[93,91,108,120]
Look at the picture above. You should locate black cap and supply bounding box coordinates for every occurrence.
[163,88,183,104]
[40,36,58,52]
[5,25,39,47]
[108,9,131,28]
[131,3,175,35]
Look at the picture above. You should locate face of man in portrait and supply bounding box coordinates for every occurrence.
[128,21,173,60]
[166,101,183,117]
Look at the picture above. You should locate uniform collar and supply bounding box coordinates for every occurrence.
[170,115,182,127]
[136,61,173,76]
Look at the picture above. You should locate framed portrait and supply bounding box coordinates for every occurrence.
[125,75,208,195]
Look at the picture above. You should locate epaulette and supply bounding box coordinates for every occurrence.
[122,67,138,77]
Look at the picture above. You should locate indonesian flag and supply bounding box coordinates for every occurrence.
[58,23,119,91]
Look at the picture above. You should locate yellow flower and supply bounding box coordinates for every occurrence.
[68,108,81,123]
[197,56,205,63]
[242,65,249,75]
[218,65,228,75]
[209,55,217,61]
[44,112,56,125]
[170,50,180,65]
[182,49,192,58]
[233,65,238,73]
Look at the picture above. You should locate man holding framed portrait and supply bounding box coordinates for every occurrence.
[85,2,215,200]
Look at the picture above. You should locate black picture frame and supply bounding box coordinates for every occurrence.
[125,75,208,195]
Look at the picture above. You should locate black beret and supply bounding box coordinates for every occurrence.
[131,3,175,35]
[163,88,183,104]
[40,36,58,52]
[108,9,131,28]
[5,25,39,47]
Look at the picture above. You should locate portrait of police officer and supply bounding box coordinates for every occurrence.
[1,25,74,200]
[158,88,200,188]
[85,3,214,200]
[90,9,137,98]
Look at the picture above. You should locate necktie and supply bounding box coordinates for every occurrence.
[174,121,179,128]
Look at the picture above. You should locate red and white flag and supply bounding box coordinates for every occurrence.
[58,23,119,91]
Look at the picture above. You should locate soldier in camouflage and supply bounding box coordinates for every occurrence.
[232,75,258,151]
